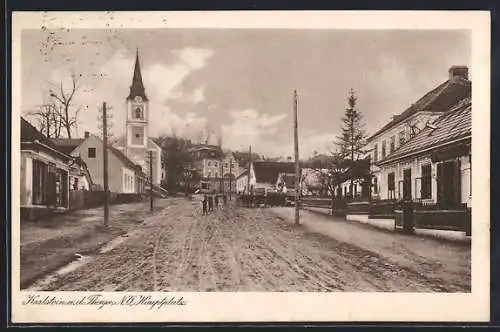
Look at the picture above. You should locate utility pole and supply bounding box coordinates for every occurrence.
[293,90,300,226]
[229,160,232,201]
[150,150,154,212]
[247,145,252,208]
[102,102,109,227]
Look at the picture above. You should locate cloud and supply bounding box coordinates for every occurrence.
[173,47,215,70]
[41,47,215,139]
[221,109,288,155]
[188,85,206,104]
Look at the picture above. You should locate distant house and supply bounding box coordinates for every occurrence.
[50,138,93,191]
[236,161,296,194]
[377,97,471,208]
[366,65,471,200]
[53,132,147,194]
[20,117,72,219]
[68,156,93,191]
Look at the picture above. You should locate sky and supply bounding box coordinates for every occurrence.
[21,28,470,159]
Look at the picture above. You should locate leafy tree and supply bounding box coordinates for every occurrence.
[154,135,193,192]
[336,89,368,196]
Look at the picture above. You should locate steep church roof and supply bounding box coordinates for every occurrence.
[127,48,149,102]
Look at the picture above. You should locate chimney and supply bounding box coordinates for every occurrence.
[84,131,90,138]
[449,66,469,80]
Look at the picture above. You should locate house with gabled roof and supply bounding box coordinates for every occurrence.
[366,65,471,201]
[53,132,148,194]
[236,160,296,195]
[377,97,471,208]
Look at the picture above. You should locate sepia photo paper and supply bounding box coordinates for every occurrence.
[10,10,490,323]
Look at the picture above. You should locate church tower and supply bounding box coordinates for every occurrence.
[125,49,149,171]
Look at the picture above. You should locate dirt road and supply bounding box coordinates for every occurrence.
[39,198,470,292]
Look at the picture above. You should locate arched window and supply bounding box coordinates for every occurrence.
[135,107,142,119]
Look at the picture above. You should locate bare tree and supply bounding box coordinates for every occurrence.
[27,101,64,138]
[49,73,82,139]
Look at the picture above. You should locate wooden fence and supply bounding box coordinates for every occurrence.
[301,197,471,235]
[69,190,145,211]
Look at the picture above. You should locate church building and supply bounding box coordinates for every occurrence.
[117,49,162,186]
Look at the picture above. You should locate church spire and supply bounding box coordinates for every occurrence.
[127,48,148,101]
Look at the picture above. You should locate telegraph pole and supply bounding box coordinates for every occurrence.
[102,102,109,227]
[293,90,300,226]
[150,150,154,212]
[247,145,252,208]
[229,161,232,201]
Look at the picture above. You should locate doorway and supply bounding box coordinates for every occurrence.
[403,168,412,200]
[437,160,461,208]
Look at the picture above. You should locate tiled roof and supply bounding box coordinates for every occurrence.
[368,76,471,141]
[253,161,295,184]
[21,117,57,148]
[378,98,471,165]
[21,117,73,160]
[50,138,85,154]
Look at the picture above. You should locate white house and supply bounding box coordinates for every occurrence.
[367,65,471,200]
[377,97,471,208]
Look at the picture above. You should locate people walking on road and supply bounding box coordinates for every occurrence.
[214,195,219,209]
[202,195,208,215]
[208,195,214,212]
[223,194,227,206]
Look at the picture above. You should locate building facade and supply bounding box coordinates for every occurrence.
[70,134,146,194]
[188,145,239,193]
[20,118,72,218]
[377,98,471,208]
[367,65,471,200]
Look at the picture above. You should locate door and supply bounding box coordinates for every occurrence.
[403,168,412,200]
[437,160,461,208]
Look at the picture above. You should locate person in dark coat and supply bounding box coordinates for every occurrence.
[208,195,214,212]
[214,195,219,209]
[202,195,208,215]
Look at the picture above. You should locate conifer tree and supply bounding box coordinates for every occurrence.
[336,89,368,196]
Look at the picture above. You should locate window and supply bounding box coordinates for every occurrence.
[390,136,395,153]
[88,147,96,158]
[373,176,378,194]
[373,144,378,162]
[399,130,406,146]
[421,164,431,199]
[382,141,386,158]
[388,172,395,199]
[208,161,212,166]
[135,107,142,119]
[214,162,218,167]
